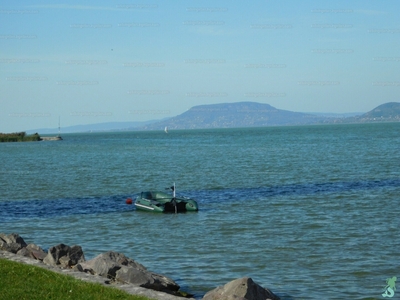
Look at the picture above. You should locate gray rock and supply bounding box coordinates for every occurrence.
[116,266,152,285]
[26,244,47,260]
[43,244,85,267]
[16,247,31,257]
[0,233,27,246]
[73,263,95,274]
[78,253,121,278]
[67,245,85,265]
[78,251,147,277]
[78,251,180,294]
[202,277,280,300]
[0,250,192,300]
[0,233,47,260]
[16,243,47,260]
[0,241,12,253]
[0,233,27,253]
[59,255,72,268]
[116,265,180,292]
[43,243,69,266]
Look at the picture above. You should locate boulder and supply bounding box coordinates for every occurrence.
[77,251,139,278]
[0,233,27,253]
[16,247,31,257]
[26,244,48,260]
[43,243,85,267]
[116,265,180,292]
[0,233,47,260]
[16,243,47,260]
[0,242,11,252]
[202,277,280,300]
[116,266,152,285]
[77,251,180,294]
[66,245,85,265]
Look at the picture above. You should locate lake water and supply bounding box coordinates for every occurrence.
[1,123,399,299]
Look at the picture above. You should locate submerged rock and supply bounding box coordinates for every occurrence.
[203,277,280,300]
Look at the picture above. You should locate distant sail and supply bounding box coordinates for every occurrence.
[57,116,61,137]
[164,126,168,133]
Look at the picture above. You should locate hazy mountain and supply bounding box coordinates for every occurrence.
[140,101,399,130]
[306,112,363,118]
[356,102,400,121]
[26,120,164,134]
[332,102,400,124]
[24,102,399,134]
[140,102,330,130]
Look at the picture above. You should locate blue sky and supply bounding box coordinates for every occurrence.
[1,0,400,132]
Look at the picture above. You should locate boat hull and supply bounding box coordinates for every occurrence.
[134,191,198,213]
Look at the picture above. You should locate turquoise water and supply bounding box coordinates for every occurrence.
[1,123,399,299]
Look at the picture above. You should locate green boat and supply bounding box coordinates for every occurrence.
[134,184,199,213]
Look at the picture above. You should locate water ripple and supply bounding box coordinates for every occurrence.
[1,178,398,222]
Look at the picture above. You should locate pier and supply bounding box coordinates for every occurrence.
[40,136,63,141]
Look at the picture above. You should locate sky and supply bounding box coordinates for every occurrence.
[1,0,400,132]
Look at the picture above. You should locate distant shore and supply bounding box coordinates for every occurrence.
[0,132,41,142]
[40,136,63,141]
[0,132,62,142]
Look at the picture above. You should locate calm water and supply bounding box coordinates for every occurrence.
[1,123,399,299]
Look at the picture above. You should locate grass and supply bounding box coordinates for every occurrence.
[0,258,154,300]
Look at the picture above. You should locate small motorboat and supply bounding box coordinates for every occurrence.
[135,183,198,213]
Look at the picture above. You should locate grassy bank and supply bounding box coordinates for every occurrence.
[0,132,41,142]
[0,258,153,300]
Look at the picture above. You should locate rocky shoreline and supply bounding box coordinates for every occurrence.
[0,233,280,300]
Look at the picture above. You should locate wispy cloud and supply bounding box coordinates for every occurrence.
[27,4,119,11]
[354,9,387,16]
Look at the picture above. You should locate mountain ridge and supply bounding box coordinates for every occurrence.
[141,101,328,130]
[142,101,400,130]
[356,102,400,122]
[25,102,400,133]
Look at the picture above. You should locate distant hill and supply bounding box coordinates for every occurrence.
[306,112,363,118]
[355,102,400,122]
[26,120,164,134]
[141,102,329,130]
[25,102,400,134]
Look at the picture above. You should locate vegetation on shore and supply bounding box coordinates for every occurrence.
[0,258,153,300]
[0,132,41,142]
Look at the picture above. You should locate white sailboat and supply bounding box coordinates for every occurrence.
[57,116,61,137]
[164,126,168,133]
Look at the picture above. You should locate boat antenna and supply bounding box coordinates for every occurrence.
[58,116,61,137]
[171,182,176,214]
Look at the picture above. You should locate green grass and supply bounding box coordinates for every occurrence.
[0,258,154,300]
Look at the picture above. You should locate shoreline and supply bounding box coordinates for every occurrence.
[0,132,62,142]
[0,249,190,300]
[0,232,282,299]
